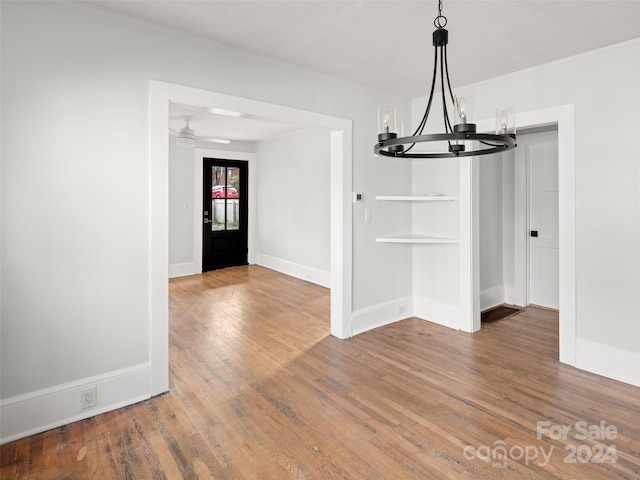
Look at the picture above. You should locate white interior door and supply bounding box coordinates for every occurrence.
[529,141,559,309]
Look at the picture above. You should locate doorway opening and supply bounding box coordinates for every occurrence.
[479,127,559,323]
[479,127,559,309]
[150,81,353,396]
[471,105,575,366]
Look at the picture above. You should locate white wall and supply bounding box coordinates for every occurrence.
[169,141,196,267]
[254,129,331,285]
[501,150,516,305]
[0,1,412,442]
[412,158,460,306]
[479,155,505,310]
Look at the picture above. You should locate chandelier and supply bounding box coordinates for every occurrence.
[374,0,517,158]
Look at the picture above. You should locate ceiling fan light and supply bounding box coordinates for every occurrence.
[209,108,243,117]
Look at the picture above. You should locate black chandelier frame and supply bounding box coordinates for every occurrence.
[374,1,516,159]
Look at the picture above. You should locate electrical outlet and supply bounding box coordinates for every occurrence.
[398,305,406,315]
[81,386,97,409]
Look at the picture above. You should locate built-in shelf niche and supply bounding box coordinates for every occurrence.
[375,195,459,244]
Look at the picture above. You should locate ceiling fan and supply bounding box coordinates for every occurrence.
[170,115,230,146]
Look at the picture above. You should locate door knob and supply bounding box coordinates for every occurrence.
[531,230,538,237]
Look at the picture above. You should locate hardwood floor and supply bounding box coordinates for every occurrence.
[2,265,639,479]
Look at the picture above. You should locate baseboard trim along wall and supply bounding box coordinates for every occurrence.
[351,297,413,336]
[169,262,196,278]
[0,363,151,444]
[257,253,330,288]
[351,296,462,336]
[413,297,461,330]
[575,339,640,388]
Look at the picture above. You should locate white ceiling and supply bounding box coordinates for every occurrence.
[88,0,640,141]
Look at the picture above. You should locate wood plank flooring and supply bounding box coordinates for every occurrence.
[2,265,639,479]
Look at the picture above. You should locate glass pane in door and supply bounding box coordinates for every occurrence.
[211,166,226,231]
[226,166,240,231]
[210,166,241,231]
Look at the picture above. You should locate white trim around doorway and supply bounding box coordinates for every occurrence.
[149,81,353,396]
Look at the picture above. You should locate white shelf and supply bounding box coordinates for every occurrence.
[375,235,459,244]
[375,194,459,245]
[376,195,459,202]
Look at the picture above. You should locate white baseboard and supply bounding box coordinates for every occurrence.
[256,253,330,288]
[480,285,505,312]
[413,296,461,330]
[169,262,196,278]
[575,339,640,388]
[0,363,151,444]
[350,296,462,336]
[351,297,413,336]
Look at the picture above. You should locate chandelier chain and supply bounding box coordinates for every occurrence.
[434,0,447,28]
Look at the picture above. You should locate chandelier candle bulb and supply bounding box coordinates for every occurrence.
[496,106,516,136]
[456,96,467,123]
[377,105,404,153]
[378,106,398,134]
[500,110,508,133]
[453,93,476,134]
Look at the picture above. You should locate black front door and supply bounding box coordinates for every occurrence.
[202,158,248,272]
